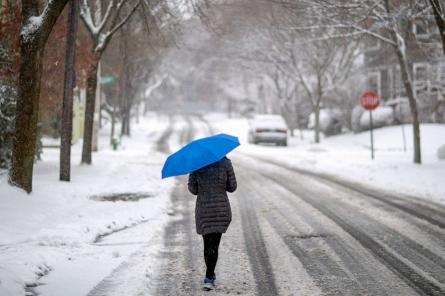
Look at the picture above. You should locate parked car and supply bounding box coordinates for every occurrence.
[248,114,288,146]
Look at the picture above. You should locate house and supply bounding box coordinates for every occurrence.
[364,12,445,123]
[39,4,95,140]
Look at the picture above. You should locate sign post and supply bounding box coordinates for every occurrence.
[360,91,380,160]
[369,110,375,159]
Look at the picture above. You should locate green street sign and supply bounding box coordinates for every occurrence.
[100,75,114,84]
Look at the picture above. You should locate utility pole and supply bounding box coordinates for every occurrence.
[60,0,79,181]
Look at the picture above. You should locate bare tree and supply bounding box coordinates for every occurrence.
[280,0,425,162]
[60,0,79,182]
[256,5,360,143]
[99,0,176,141]
[295,39,359,143]
[267,66,302,137]
[79,0,141,164]
[9,0,69,193]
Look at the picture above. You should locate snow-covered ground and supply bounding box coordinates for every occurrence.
[207,114,445,205]
[1,112,444,295]
[0,114,175,296]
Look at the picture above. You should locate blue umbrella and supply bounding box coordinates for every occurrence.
[161,133,240,179]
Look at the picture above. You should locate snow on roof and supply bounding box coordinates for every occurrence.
[385,97,409,106]
[250,114,287,129]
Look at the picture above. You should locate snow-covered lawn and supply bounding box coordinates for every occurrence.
[207,114,445,205]
[0,114,174,296]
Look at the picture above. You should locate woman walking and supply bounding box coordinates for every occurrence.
[188,156,237,291]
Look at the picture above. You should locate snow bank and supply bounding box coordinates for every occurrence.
[359,106,394,130]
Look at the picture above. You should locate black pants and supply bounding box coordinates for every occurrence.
[203,233,222,278]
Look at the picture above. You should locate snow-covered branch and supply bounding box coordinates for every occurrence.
[21,0,70,45]
[105,0,141,43]
[80,0,142,52]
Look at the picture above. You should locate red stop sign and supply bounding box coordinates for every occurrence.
[360,91,380,111]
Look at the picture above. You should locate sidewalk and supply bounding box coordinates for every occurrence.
[0,114,175,296]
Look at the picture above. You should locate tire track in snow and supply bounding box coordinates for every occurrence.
[195,114,216,135]
[252,166,445,296]
[154,115,202,295]
[239,153,445,230]
[236,175,279,295]
[156,114,175,154]
[238,172,387,296]
[199,116,281,294]
[154,115,262,295]
[154,180,201,295]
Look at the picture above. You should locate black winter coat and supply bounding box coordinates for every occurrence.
[188,157,237,235]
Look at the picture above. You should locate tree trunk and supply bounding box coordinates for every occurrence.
[123,64,131,136]
[143,99,149,115]
[120,97,128,136]
[135,103,139,124]
[10,0,70,192]
[120,111,128,135]
[81,53,100,164]
[385,0,421,164]
[394,46,422,164]
[125,112,130,135]
[429,0,445,57]
[313,74,323,144]
[98,95,102,129]
[110,96,116,144]
[60,0,78,181]
[119,27,131,137]
[9,44,42,193]
[314,103,320,143]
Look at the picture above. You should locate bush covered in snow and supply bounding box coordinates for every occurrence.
[389,98,411,123]
[438,145,445,160]
[359,106,394,130]
[308,109,343,136]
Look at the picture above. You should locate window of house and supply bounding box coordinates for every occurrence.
[413,20,429,37]
[439,63,445,81]
[380,68,392,100]
[438,63,445,101]
[414,63,428,82]
[415,84,428,97]
[394,66,407,98]
[388,68,394,99]
[413,63,429,98]
[429,64,439,95]
[429,64,439,82]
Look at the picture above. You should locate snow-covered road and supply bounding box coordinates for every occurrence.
[150,115,445,295]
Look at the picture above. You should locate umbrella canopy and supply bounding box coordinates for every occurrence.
[161,133,240,179]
